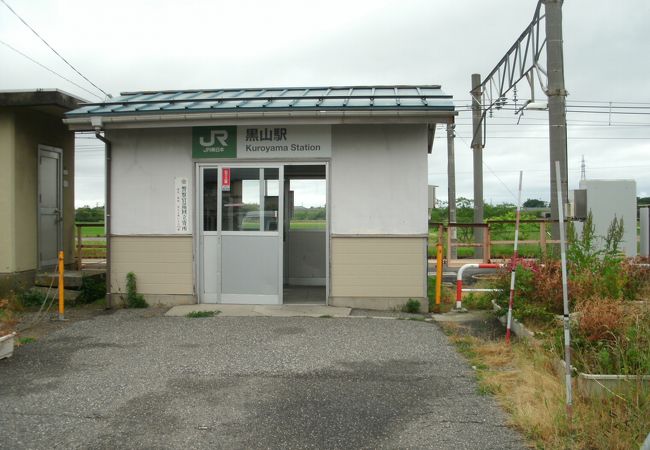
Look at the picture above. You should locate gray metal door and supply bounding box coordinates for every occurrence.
[38,146,63,268]
[220,165,283,304]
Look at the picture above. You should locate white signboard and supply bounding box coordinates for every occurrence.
[236,125,331,159]
[192,125,331,159]
[174,177,190,233]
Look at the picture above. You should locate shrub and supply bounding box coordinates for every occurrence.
[575,297,629,342]
[0,297,18,335]
[76,276,106,304]
[18,289,48,308]
[569,303,650,375]
[427,277,453,312]
[621,258,650,300]
[125,272,148,308]
[463,292,493,310]
[492,259,564,319]
[402,298,421,314]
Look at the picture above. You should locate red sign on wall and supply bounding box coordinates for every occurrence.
[222,168,231,191]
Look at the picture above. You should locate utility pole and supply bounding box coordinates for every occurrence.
[544,0,568,236]
[447,123,457,259]
[471,73,484,258]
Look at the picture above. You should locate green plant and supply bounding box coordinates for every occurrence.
[427,277,454,313]
[0,297,19,335]
[567,302,650,375]
[18,289,47,308]
[16,336,35,345]
[402,298,421,314]
[186,310,219,318]
[463,292,493,310]
[125,272,148,308]
[76,276,106,304]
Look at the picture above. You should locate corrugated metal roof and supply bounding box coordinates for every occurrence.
[66,85,454,117]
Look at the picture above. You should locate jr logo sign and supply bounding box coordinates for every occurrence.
[192,126,237,158]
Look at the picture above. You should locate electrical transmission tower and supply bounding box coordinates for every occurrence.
[470,0,567,239]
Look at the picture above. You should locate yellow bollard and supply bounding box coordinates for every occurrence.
[435,226,443,307]
[58,250,65,320]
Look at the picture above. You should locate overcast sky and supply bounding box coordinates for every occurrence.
[1,0,648,207]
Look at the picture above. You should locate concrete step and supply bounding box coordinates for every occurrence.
[31,286,81,301]
[34,271,83,289]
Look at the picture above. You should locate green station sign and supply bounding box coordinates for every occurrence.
[192,126,237,158]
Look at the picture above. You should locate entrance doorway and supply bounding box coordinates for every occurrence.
[38,145,63,268]
[283,165,327,304]
[198,163,327,305]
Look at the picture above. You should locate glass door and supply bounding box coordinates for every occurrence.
[199,164,283,304]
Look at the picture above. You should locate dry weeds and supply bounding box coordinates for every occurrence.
[444,324,650,449]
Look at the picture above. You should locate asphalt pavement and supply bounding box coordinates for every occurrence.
[0,310,524,449]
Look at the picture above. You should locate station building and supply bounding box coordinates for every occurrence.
[64,86,456,311]
[0,90,82,293]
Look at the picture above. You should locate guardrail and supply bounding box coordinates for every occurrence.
[429,219,560,262]
[75,222,106,269]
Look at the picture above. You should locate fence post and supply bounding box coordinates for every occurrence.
[76,225,82,270]
[58,251,65,321]
[484,225,491,263]
[540,221,547,257]
[446,225,452,262]
[435,225,443,308]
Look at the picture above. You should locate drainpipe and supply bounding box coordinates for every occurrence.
[92,117,112,309]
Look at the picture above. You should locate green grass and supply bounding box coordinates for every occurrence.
[77,225,105,237]
[186,310,220,318]
[17,336,36,345]
[290,220,326,230]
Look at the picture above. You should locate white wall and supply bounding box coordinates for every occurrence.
[330,124,428,235]
[110,124,429,237]
[109,128,192,235]
[579,179,637,257]
[286,230,326,282]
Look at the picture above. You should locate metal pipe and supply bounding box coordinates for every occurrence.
[471,74,484,259]
[455,263,503,309]
[58,250,65,320]
[505,171,524,344]
[446,124,457,260]
[94,130,112,309]
[555,160,573,423]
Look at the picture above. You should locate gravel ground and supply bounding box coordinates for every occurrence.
[0,311,524,449]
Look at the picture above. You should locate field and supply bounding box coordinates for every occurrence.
[290,220,326,230]
[427,223,550,259]
[78,225,105,237]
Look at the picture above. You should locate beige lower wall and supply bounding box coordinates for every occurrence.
[0,112,16,273]
[330,236,427,310]
[110,236,194,299]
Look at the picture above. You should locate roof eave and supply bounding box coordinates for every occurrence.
[64,109,457,131]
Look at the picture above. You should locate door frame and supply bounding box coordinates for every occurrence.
[281,162,330,305]
[196,162,285,304]
[37,144,63,269]
[194,161,330,305]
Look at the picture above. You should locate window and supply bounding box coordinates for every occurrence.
[221,168,279,232]
[203,168,218,231]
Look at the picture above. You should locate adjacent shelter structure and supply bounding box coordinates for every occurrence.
[65,86,456,311]
[0,90,83,293]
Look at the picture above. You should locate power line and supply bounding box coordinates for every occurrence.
[0,0,109,98]
[454,135,650,140]
[0,39,103,100]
